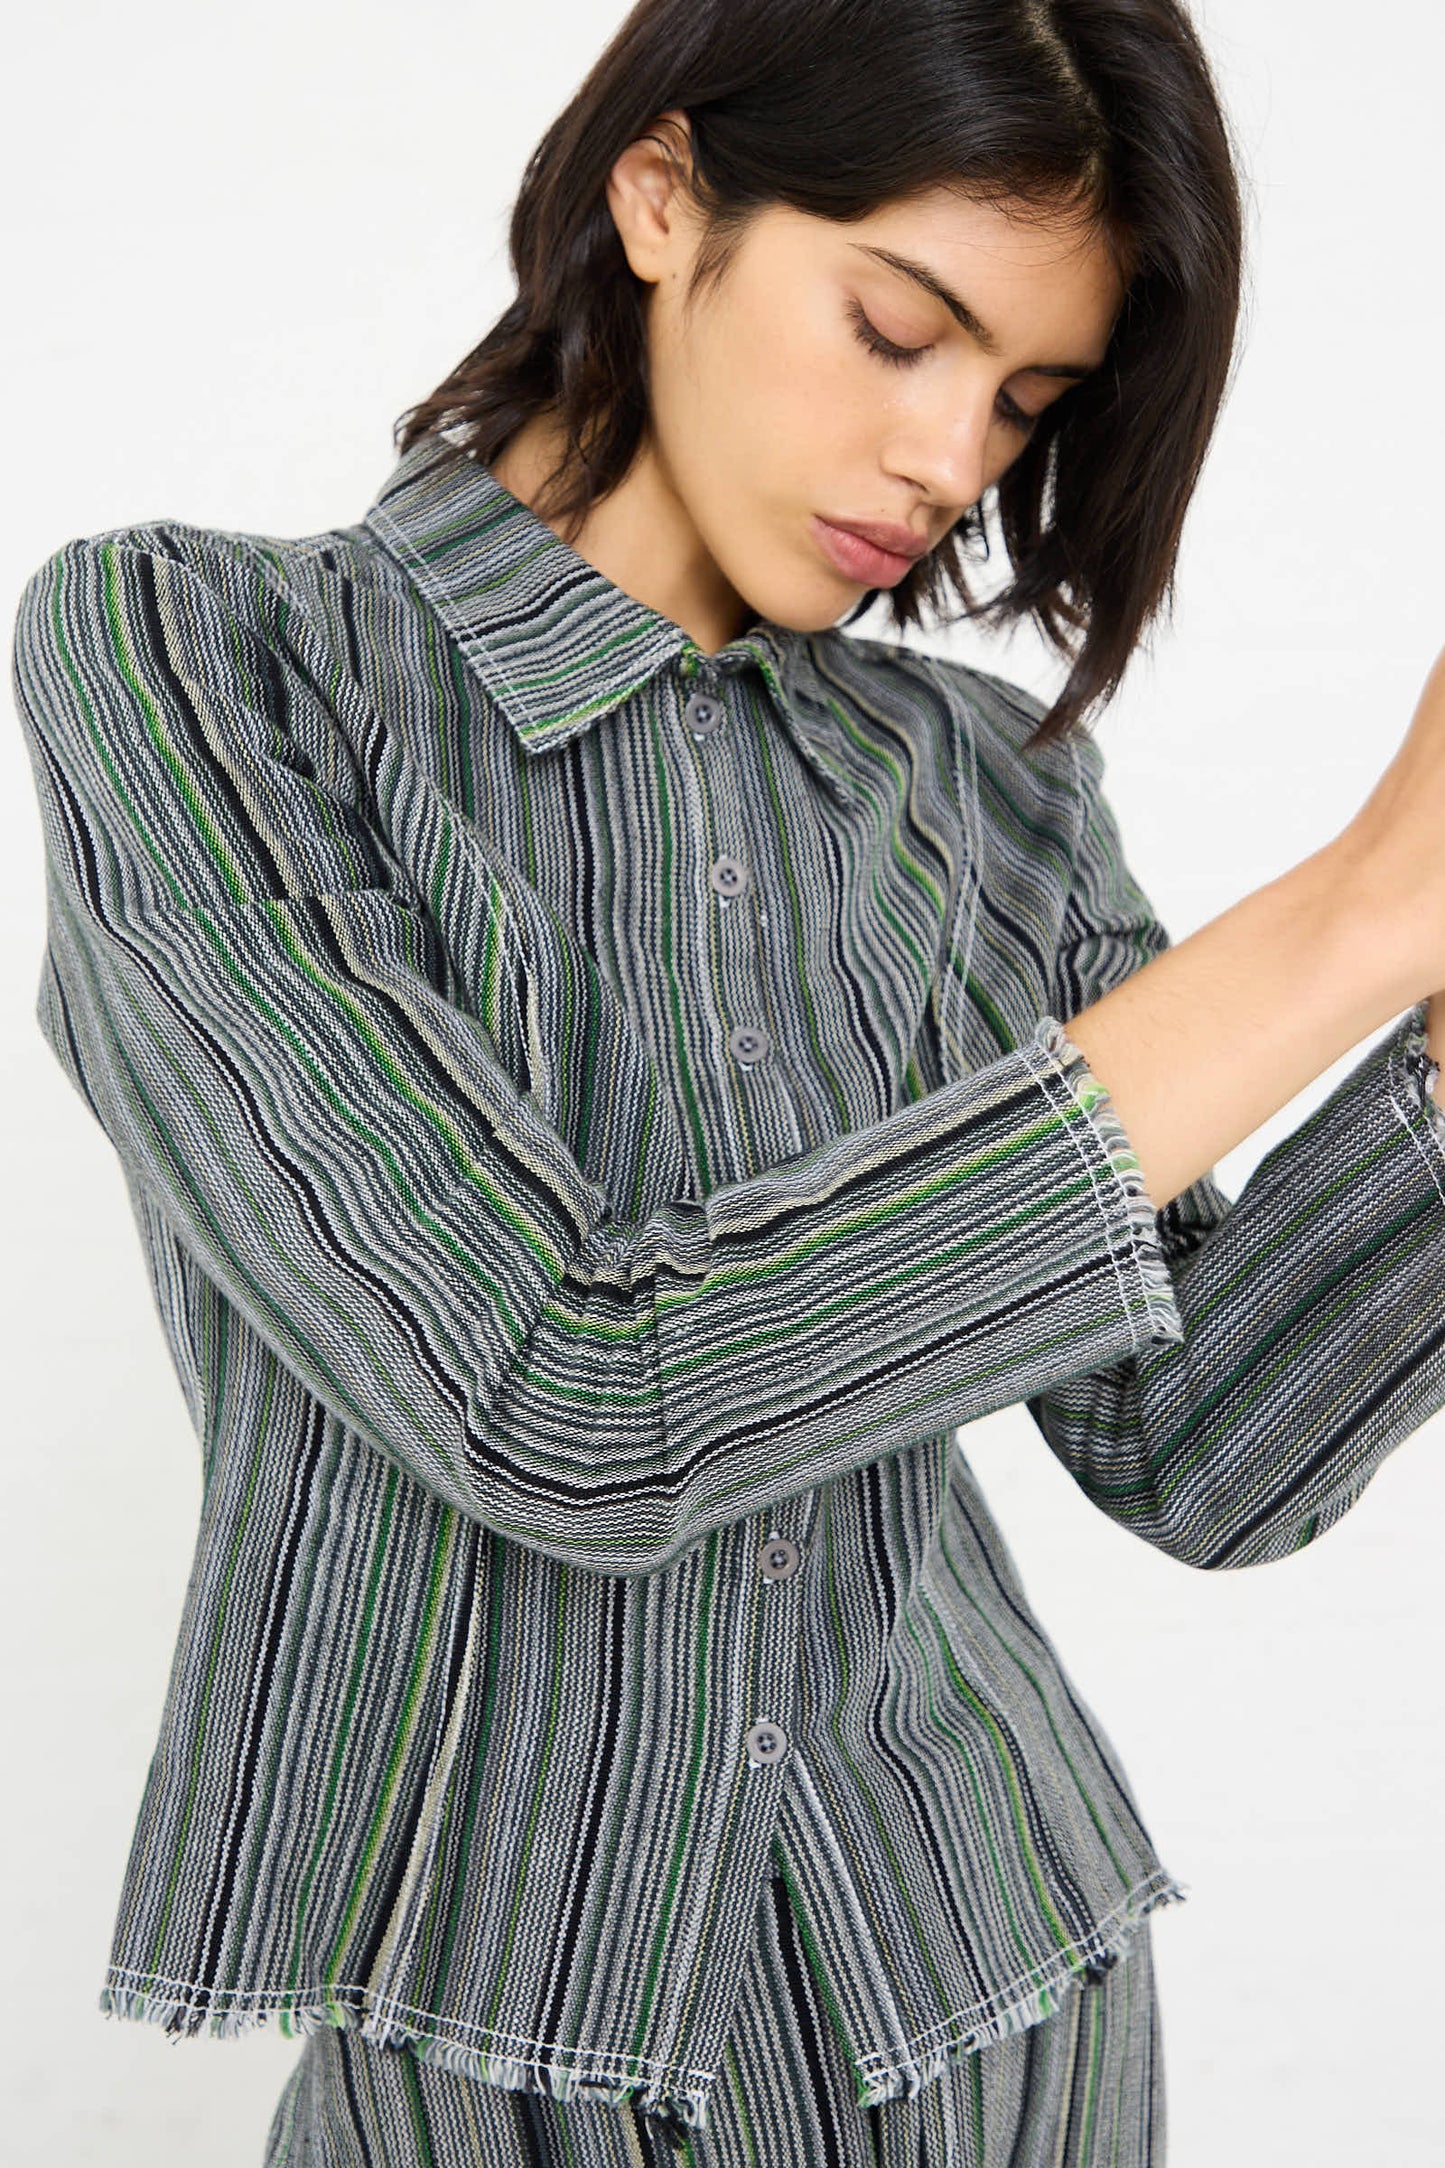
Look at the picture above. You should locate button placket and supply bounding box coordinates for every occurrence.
[682,674,775,1082]
[743,1520,806,1773]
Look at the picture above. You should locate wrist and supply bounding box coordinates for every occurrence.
[1320,832,1445,1018]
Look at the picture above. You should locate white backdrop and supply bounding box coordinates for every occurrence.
[3,3,1441,2161]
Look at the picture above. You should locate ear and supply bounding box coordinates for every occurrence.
[605,109,698,285]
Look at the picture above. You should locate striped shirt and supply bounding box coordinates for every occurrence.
[12,428,1445,2135]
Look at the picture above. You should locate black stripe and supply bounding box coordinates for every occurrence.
[1210,1285,1445,1565]
[190,1391,326,1989]
[537,1570,627,2048]
[770,1874,848,2165]
[129,548,292,902]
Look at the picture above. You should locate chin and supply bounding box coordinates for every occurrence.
[757,606,844,638]
[750,566,867,635]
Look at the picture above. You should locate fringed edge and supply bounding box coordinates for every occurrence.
[851,1867,1187,2112]
[96,1970,717,2132]
[1393,1000,1445,1158]
[1027,1015,1185,1347]
[98,1976,361,2046]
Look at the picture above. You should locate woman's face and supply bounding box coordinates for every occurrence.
[609,119,1126,635]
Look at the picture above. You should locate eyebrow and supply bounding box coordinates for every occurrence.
[848,243,1102,380]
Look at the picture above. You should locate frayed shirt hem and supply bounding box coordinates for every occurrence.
[96,1968,720,2131]
[848,1866,1187,2112]
[97,1867,1186,2132]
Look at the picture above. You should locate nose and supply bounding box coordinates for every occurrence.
[883,391,993,516]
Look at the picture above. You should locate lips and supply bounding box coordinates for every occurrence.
[826,519,929,560]
[811,516,928,588]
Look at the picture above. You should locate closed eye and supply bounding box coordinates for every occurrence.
[846,298,1043,437]
[847,295,930,369]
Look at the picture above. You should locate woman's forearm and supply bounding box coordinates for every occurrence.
[1062,841,1428,1211]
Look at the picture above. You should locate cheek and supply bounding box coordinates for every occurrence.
[676,324,804,484]
[982,438,1017,490]
[726,295,875,464]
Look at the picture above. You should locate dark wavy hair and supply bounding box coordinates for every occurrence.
[394,0,1245,751]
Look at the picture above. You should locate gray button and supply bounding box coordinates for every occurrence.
[684,691,724,736]
[710,854,747,898]
[745,1719,788,1766]
[758,1531,802,1581]
[729,1022,772,1064]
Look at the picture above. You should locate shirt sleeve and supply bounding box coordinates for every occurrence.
[1027,720,1445,1568]
[13,531,1187,1577]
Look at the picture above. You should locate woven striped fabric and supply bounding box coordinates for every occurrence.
[11,429,1445,2135]
[262,1868,1163,2166]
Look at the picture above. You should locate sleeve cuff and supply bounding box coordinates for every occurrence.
[1023,1014,1186,1351]
[1394,1000,1445,1161]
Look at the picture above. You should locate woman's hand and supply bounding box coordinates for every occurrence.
[1332,647,1445,1000]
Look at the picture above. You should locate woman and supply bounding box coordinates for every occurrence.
[13,0,1445,2163]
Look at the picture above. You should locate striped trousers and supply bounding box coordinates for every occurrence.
[262,1874,1165,2167]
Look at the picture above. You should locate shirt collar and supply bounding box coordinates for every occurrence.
[361,430,861,805]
